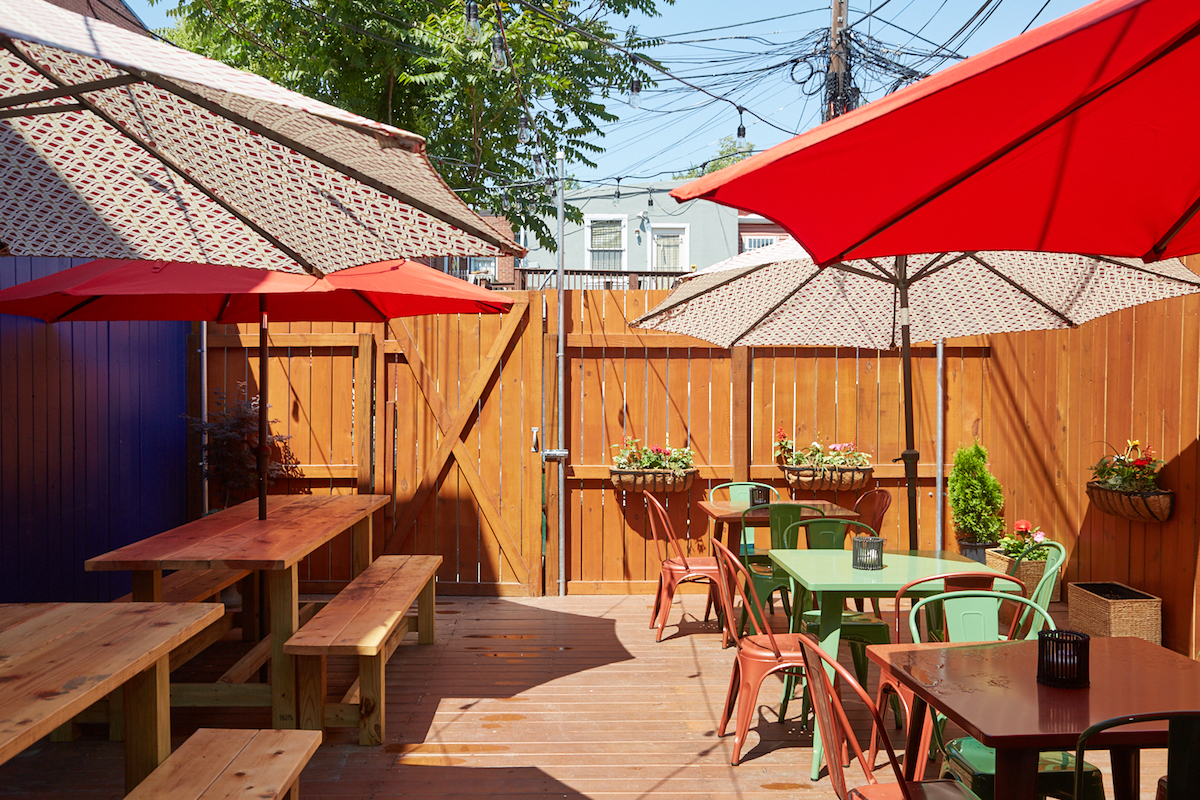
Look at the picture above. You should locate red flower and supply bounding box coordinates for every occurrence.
[1133,458,1150,467]
[1014,519,1033,533]
[776,427,788,441]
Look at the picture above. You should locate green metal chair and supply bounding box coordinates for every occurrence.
[1008,540,1067,639]
[908,590,1105,800]
[781,518,893,721]
[1073,712,1200,800]
[710,482,780,555]
[735,504,820,637]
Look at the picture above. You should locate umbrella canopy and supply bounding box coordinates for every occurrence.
[671,0,1200,268]
[633,241,1200,546]
[0,0,521,275]
[0,258,512,518]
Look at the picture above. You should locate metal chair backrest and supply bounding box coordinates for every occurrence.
[797,631,917,800]
[1073,711,1200,800]
[853,488,892,535]
[711,538,782,655]
[799,517,853,549]
[708,482,779,504]
[892,572,1026,642]
[910,590,1055,643]
[644,491,691,568]
[768,504,822,549]
[1014,539,1067,608]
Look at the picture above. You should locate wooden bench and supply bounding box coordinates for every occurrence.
[125,728,320,799]
[283,554,441,745]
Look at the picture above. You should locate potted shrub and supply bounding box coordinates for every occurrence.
[1086,439,1173,522]
[986,519,1061,602]
[609,436,697,493]
[774,429,873,491]
[947,442,1003,563]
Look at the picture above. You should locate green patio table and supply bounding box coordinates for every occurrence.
[766,548,1004,780]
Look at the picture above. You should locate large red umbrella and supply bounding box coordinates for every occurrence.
[672,0,1200,268]
[0,259,512,517]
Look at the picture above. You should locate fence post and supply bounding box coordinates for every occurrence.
[732,346,751,483]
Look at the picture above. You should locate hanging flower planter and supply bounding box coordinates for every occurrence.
[781,465,874,492]
[1085,481,1173,522]
[609,467,698,493]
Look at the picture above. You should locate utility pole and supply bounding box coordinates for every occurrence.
[825,0,856,122]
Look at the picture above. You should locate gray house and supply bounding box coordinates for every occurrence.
[520,179,743,289]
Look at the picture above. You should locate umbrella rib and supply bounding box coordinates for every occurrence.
[215,294,234,323]
[350,289,390,321]
[826,19,1200,265]
[728,269,824,347]
[909,252,972,283]
[52,295,101,322]
[841,261,894,282]
[0,103,84,119]
[2,40,326,278]
[0,74,139,108]
[130,73,523,258]
[1089,254,1200,286]
[970,253,1074,326]
[1151,196,1200,259]
[631,263,776,324]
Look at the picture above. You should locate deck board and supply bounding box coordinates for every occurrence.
[0,595,1165,799]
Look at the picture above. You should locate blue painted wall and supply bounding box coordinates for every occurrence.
[0,257,190,601]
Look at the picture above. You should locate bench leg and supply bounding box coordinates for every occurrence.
[108,686,126,741]
[286,781,301,800]
[359,653,384,745]
[418,575,435,645]
[123,656,170,792]
[295,654,326,732]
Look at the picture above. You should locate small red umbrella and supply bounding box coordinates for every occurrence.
[0,259,511,518]
[672,0,1200,267]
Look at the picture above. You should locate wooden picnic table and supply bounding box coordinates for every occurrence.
[85,493,389,729]
[0,602,222,792]
[695,498,858,555]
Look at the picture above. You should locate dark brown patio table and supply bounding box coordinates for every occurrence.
[85,493,388,729]
[0,601,222,792]
[867,638,1200,800]
[695,498,857,555]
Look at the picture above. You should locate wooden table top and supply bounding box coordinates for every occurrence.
[866,638,1195,750]
[85,494,389,572]
[0,602,222,766]
[696,499,858,523]
[768,549,993,594]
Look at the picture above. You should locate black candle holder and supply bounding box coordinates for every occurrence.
[750,486,771,506]
[1037,630,1090,688]
[851,535,884,570]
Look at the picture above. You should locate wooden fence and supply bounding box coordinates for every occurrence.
[197,286,1200,655]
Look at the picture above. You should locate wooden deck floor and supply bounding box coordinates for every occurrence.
[0,594,1168,798]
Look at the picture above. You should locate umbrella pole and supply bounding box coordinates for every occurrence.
[896,257,920,549]
[258,296,268,521]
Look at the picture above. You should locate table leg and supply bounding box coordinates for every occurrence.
[268,566,299,729]
[418,573,436,645]
[123,655,169,792]
[903,695,928,780]
[993,747,1040,800]
[809,590,847,781]
[351,515,373,578]
[131,570,163,602]
[1109,746,1140,800]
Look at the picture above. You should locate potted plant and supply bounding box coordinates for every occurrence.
[609,436,698,493]
[1086,439,1173,522]
[986,519,1061,602]
[947,442,1003,563]
[774,429,873,491]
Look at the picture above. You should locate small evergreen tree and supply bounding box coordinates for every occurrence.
[947,442,1004,543]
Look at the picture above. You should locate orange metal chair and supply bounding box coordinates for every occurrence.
[711,538,811,765]
[796,630,984,800]
[644,491,727,643]
[851,489,892,616]
[867,571,1026,779]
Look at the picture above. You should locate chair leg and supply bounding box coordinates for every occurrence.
[719,657,741,739]
[650,576,665,630]
[656,573,681,642]
[731,666,766,766]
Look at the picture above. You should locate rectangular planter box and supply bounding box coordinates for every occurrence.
[1067,581,1161,645]
[985,549,1061,603]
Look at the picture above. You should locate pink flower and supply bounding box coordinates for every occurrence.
[1032,531,1046,543]
[1014,519,1033,533]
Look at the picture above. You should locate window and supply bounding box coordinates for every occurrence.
[742,234,779,252]
[584,215,627,271]
[647,223,689,272]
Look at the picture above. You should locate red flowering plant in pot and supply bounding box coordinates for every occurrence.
[774,429,873,491]
[1087,440,1173,522]
[987,519,1061,601]
[609,436,697,493]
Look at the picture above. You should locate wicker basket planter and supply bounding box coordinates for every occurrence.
[986,548,1061,602]
[780,465,873,492]
[610,468,698,493]
[1085,481,1173,522]
[1067,581,1161,645]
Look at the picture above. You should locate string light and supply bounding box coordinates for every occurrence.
[628,77,642,108]
[533,153,546,177]
[647,191,654,208]
[612,177,621,206]
[517,114,529,144]
[464,1,481,42]
[491,32,507,71]
[737,107,746,140]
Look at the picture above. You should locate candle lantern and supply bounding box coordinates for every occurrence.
[851,535,884,570]
[1037,630,1090,688]
[750,486,771,506]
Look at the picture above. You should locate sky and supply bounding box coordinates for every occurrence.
[122,0,1097,188]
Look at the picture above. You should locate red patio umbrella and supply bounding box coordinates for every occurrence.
[671,0,1200,268]
[0,258,512,518]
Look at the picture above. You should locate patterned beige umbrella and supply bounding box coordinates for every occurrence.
[0,0,521,274]
[633,240,1200,545]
